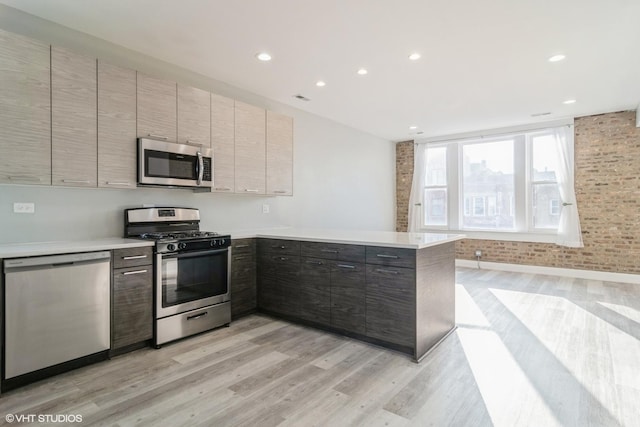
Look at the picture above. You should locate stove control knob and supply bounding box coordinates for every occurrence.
[220,238,226,246]
[178,242,187,250]
[167,243,176,252]
[210,240,217,247]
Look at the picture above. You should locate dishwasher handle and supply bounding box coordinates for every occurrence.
[4,251,111,273]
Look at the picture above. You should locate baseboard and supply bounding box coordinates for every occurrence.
[455,259,640,284]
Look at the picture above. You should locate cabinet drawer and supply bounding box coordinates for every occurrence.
[113,247,153,269]
[300,241,365,263]
[365,264,415,295]
[231,238,256,256]
[259,239,300,256]
[366,246,415,269]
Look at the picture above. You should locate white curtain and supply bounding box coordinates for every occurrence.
[408,144,426,232]
[554,126,583,247]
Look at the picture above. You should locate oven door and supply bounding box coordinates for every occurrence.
[138,138,212,188]
[156,248,230,318]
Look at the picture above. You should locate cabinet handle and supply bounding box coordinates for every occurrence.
[187,311,208,321]
[148,134,168,140]
[336,264,356,269]
[272,190,288,194]
[376,269,399,275]
[244,189,259,193]
[62,179,90,184]
[123,255,148,260]
[234,244,250,249]
[321,249,338,253]
[376,254,399,259]
[215,187,232,191]
[233,255,250,260]
[106,181,132,186]
[8,175,41,182]
[306,260,323,265]
[186,140,204,147]
[274,256,289,261]
[123,269,148,275]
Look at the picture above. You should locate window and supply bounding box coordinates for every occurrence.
[420,123,572,236]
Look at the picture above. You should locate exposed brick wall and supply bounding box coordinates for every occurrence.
[395,141,414,232]
[396,110,640,274]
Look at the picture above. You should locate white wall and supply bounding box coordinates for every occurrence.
[0,5,395,244]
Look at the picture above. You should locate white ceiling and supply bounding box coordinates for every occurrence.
[2,0,639,141]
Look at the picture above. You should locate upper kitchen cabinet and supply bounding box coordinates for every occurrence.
[177,84,210,147]
[210,93,235,193]
[266,111,293,196]
[0,30,51,185]
[137,72,177,141]
[234,101,266,194]
[51,46,97,187]
[98,61,137,189]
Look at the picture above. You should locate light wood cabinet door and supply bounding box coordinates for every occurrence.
[210,93,235,193]
[0,29,51,185]
[266,111,293,196]
[137,72,176,141]
[177,84,210,147]
[98,61,136,189]
[51,46,97,187]
[234,101,265,194]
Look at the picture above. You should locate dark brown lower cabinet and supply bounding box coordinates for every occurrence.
[364,264,415,347]
[111,264,153,351]
[330,261,365,334]
[258,252,301,318]
[299,257,331,325]
[230,239,257,318]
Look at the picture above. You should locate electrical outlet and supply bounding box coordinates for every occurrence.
[13,202,35,214]
[262,204,270,214]
[475,250,482,257]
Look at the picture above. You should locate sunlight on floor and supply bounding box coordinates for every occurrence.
[456,285,562,427]
[598,301,640,324]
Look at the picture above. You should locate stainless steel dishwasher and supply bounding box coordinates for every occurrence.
[3,251,110,384]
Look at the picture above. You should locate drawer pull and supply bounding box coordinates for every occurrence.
[272,190,288,194]
[215,187,232,191]
[123,255,148,260]
[306,260,324,265]
[234,244,250,249]
[336,264,355,269]
[185,140,203,146]
[148,134,168,140]
[321,249,338,253]
[274,256,289,261]
[62,179,90,184]
[187,312,208,321]
[272,245,288,250]
[123,269,147,275]
[376,254,399,259]
[233,255,250,260]
[106,181,132,186]
[376,269,399,275]
[8,175,41,182]
[244,189,260,193]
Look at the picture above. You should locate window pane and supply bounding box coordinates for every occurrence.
[532,134,559,182]
[426,147,447,186]
[533,183,561,229]
[462,140,515,230]
[424,188,447,226]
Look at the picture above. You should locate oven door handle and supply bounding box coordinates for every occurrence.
[161,248,228,259]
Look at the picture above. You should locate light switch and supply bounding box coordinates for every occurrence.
[13,202,35,214]
[262,204,270,214]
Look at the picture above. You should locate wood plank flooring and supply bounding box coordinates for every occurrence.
[0,267,638,426]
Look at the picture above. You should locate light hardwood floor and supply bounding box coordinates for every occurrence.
[0,268,638,426]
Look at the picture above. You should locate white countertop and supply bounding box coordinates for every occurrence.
[0,238,154,259]
[226,228,464,249]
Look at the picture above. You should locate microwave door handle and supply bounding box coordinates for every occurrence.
[196,151,203,186]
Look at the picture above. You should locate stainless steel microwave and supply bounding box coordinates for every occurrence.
[138,138,212,188]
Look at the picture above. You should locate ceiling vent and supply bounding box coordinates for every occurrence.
[293,94,311,102]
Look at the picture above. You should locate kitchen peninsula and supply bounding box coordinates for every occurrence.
[230,229,464,361]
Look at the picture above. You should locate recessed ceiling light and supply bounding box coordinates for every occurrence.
[563,99,576,104]
[548,54,566,62]
[409,125,418,130]
[316,80,326,87]
[408,53,421,61]
[357,68,368,75]
[256,52,272,61]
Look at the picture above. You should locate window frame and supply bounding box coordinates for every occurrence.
[417,120,573,242]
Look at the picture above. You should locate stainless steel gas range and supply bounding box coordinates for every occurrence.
[125,207,231,347]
